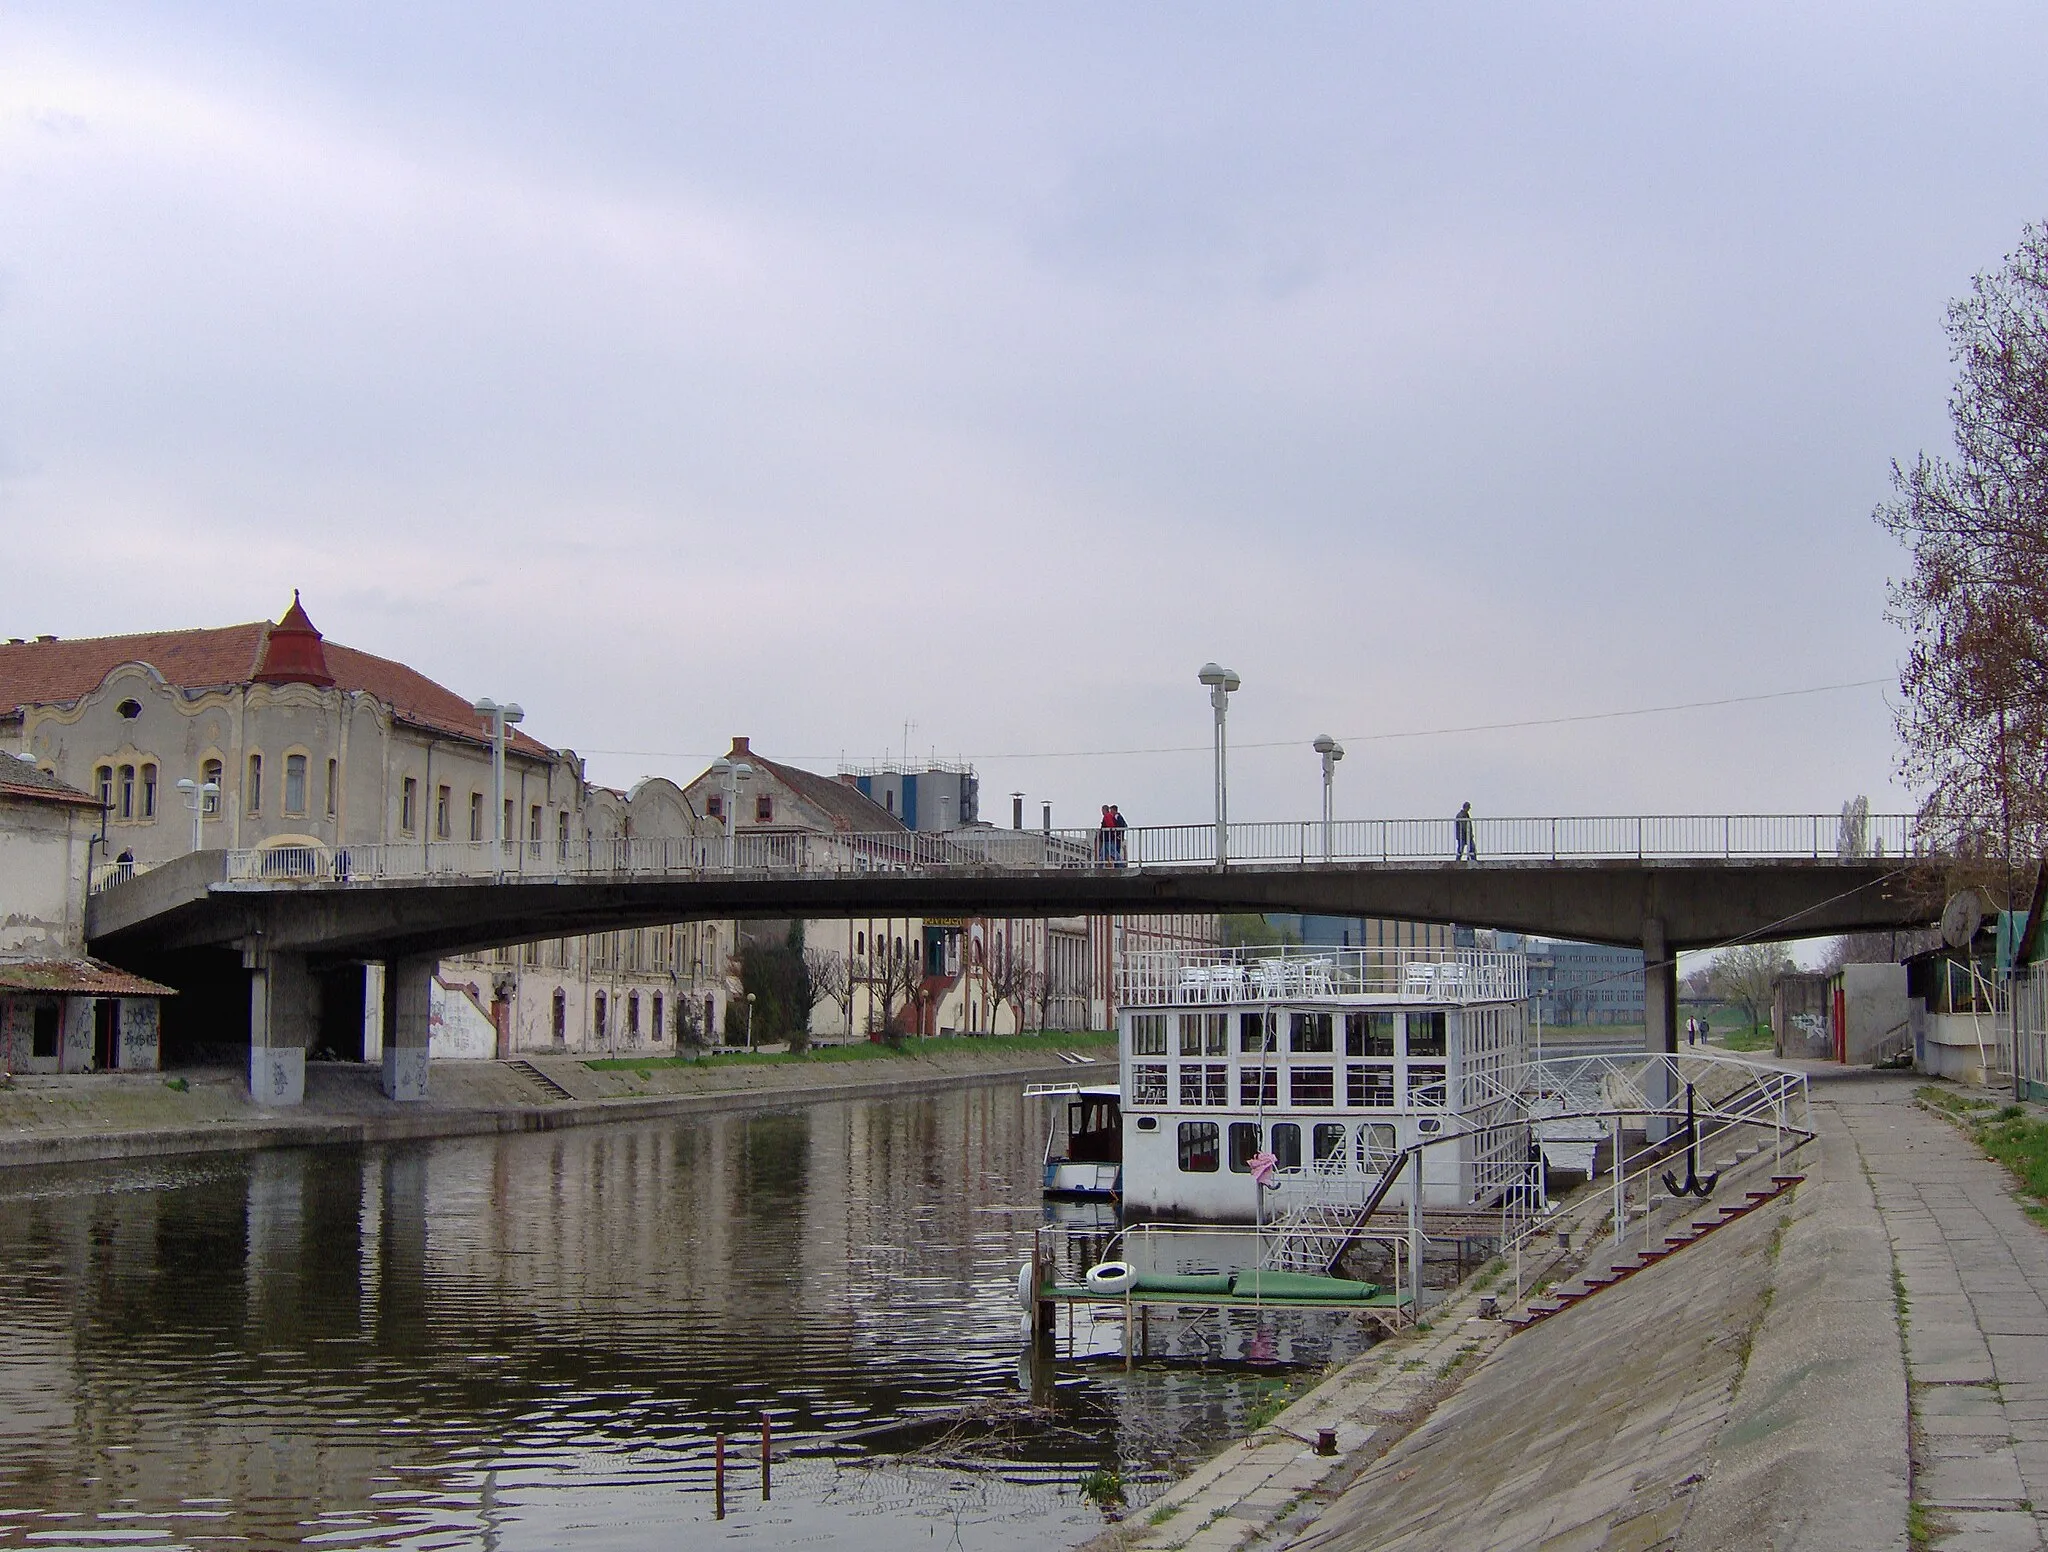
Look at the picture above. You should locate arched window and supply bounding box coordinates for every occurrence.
[652,994,664,1041]
[551,988,566,1041]
[856,931,865,957]
[117,765,135,819]
[202,759,223,816]
[140,764,157,819]
[284,754,308,816]
[628,991,640,1036]
[247,754,263,815]
[594,991,608,1040]
[95,765,112,809]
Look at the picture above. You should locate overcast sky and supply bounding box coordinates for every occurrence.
[4,4,2046,834]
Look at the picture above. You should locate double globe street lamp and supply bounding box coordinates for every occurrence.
[709,756,754,870]
[1197,662,1240,870]
[1312,733,1344,861]
[472,697,525,874]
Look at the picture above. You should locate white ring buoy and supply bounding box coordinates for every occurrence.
[1017,1260,1036,1312]
[1085,1260,1138,1295]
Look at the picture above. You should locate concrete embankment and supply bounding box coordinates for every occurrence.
[1095,1080,1910,1552]
[0,1038,1112,1170]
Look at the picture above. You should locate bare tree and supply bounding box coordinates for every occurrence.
[1877,221,2048,896]
[1708,943,1797,1035]
[984,940,1036,1034]
[1820,928,1942,973]
[856,936,925,1040]
[804,947,850,1043]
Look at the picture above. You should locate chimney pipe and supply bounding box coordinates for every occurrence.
[1012,793,1024,830]
[1041,801,1051,836]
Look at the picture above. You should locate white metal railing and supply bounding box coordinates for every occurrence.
[1117,944,1527,1007]
[189,812,1921,889]
[2013,964,2048,1103]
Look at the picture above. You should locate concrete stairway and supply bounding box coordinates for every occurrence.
[505,1059,576,1102]
[1502,1173,1804,1331]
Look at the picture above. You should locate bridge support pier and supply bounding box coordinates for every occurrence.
[381,955,434,1102]
[1643,917,1678,1142]
[244,943,311,1107]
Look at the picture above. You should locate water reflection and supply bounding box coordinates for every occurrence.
[0,1083,1373,1550]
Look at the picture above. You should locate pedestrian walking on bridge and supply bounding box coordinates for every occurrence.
[1454,801,1478,862]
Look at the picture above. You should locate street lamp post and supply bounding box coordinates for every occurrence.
[173,776,220,853]
[1197,663,1241,869]
[745,991,757,1051]
[710,757,755,869]
[1312,734,1344,861]
[472,697,525,874]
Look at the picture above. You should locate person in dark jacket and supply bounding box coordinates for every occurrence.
[1454,802,1477,862]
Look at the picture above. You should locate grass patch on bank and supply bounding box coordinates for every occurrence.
[1918,1085,2048,1229]
[583,1029,1114,1072]
[1716,1024,1774,1053]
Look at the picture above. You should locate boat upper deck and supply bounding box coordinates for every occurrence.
[1117,944,1527,1010]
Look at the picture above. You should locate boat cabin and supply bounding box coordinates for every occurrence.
[1115,945,1528,1221]
[1030,1082,1122,1197]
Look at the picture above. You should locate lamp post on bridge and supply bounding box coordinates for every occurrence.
[472,698,525,874]
[710,757,754,870]
[1312,733,1343,862]
[1198,663,1240,870]
[174,776,220,853]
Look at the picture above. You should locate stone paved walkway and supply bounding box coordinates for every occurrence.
[1832,1073,2048,1549]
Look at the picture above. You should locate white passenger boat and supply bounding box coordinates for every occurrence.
[1113,944,1530,1222]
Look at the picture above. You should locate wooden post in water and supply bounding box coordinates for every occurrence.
[760,1413,772,1500]
[714,1433,726,1520]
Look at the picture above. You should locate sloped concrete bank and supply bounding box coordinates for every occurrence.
[1093,1104,1908,1552]
[0,1043,1109,1170]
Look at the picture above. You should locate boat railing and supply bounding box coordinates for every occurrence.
[1119,944,1528,1007]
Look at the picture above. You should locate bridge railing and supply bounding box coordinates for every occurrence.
[214,812,1921,886]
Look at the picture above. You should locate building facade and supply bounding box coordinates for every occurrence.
[0,756,172,1073]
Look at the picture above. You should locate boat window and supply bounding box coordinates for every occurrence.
[1178,1121,1221,1172]
[1131,1064,1168,1106]
[1357,1123,1398,1173]
[1405,1011,1447,1057]
[1227,1122,1261,1172]
[1407,1063,1448,1107]
[1181,1012,1227,1055]
[1346,1011,1397,1057]
[1346,1063,1395,1107]
[1240,1012,1274,1053]
[1177,1063,1228,1106]
[1240,1067,1277,1106]
[1270,1122,1301,1170]
[1290,1012,1333,1053]
[1313,1123,1348,1163]
[1131,1014,1168,1056]
[1290,1067,1336,1107]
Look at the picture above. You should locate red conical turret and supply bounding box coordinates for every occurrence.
[252,591,337,687]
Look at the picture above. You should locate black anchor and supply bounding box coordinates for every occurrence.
[1661,1081,1721,1199]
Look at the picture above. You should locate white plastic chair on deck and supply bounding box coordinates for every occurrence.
[1403,961,1438,998]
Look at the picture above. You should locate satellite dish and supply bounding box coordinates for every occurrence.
[1940,889,1985,950]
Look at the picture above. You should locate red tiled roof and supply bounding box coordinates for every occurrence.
[0,958,176,996]
[0,759,98,808]
[0,603,553,758]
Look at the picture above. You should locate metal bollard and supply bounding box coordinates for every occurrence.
[1315,1428,1338,1456]
[761,1412,772,1501]
[714,1433,725,1520]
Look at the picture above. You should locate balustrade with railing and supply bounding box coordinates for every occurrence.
[83,810,1923,894]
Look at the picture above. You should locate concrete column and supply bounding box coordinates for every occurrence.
[381,953,434,1102]
[246,944,311,1106]
[1643,917,1677,1143]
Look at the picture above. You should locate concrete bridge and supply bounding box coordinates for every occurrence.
[85,814,1938,1105]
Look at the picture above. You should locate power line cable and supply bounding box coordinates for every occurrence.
[579,676,1890,765]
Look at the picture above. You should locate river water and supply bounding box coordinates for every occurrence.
[0,1081,1375,1550]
